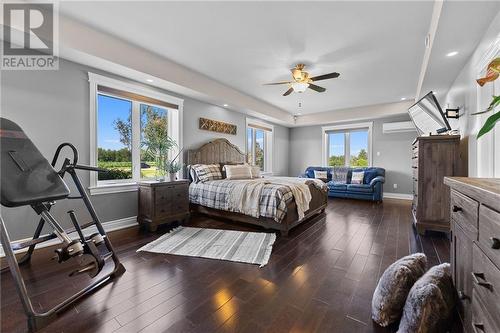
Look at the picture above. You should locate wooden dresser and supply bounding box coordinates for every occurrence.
[444,177,500,332]
[137,180,190,232]
[412,135,462,234]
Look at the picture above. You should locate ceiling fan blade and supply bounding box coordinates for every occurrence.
[263,81,291,85]
[308,84,326,93]
[283,87,294,96]
[310,72,340,81]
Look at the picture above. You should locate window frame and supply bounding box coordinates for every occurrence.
[246,118,273,175]
[89,73,183,195]
[321,122,373,167]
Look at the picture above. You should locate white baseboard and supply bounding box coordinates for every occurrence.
[0,216,137,257]
[383,192,413,200]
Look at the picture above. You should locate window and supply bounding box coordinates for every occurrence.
[89,73,183,194]
[246,119,273,173]
[322,122,372,167]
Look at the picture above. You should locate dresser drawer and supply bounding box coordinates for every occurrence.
[155,185,174,204]
[451,190,479,236]
[156,203,173,218]
[472,243,500,328]
[478,205,500,269]
[171,201,189,213]
[472,291,500,333]
[171,186,188,200]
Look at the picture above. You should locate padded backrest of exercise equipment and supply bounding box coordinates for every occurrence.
[1,118,69,207]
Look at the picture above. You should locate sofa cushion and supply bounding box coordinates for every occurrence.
[371,253,427,327]
[313,170,328,181]
[332,167,349,183]
[363,169,379,184]
[328,181,347,191]
[305,167,332,180]
[351,171,365,184]
[347,184,373,193]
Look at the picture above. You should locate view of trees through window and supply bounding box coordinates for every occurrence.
[247,127,266,171]
[97,94,132,181]
[97,94,170,181]
[327,129,369,167]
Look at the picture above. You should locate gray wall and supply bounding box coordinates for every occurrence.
[1,58,289,240]
[289,115,417,195]
[443,11,500,177]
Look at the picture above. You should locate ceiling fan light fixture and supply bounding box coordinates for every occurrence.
[292,82,309,93]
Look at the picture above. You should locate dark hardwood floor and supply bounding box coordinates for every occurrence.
[1,198,450,333]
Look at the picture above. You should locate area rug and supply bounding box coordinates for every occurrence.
[137,227,276,267]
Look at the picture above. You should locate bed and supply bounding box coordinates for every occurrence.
[186,138,328,236]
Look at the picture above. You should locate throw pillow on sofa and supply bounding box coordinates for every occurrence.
[372,253,427,327]
[364,169,379,184]
[351,171,365,184]
[313,170,328,181]
[398,263,455,333]
[333,166,349,183]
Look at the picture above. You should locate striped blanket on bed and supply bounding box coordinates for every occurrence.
[189,177,327,223]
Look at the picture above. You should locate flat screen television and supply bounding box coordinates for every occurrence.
[408,91,451,136]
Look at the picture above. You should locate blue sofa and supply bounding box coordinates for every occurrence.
[301,166,385,202]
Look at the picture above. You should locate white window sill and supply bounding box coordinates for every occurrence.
[89,182,138,195]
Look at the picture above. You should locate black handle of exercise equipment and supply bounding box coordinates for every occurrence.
[74,164,109,173]
[52,143,78,167]
[52,143,110,174]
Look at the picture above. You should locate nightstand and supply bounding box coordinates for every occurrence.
[137,179,190,232]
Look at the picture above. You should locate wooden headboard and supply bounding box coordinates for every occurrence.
[186,138,247,165]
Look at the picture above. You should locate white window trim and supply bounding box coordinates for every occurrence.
[321,122,373,167]
[246,118,274,175]
[88,72,184,195]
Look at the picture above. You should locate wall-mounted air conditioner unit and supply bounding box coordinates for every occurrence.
[382,121,416,134]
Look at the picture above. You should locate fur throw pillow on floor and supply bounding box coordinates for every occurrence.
[398,263,455,333]
[372,253,427,327]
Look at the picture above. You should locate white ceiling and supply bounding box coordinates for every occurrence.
[58,1,499,117]
[421,0,500,103]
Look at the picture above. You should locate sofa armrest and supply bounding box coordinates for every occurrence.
[369,176,385,186]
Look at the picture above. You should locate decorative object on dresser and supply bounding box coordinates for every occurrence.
[138,180,190,232]
[199,117,237,135]
[411,135,464,235]
[444,177,500,332]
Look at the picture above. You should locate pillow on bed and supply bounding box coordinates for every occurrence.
[187,165,199,183]
[224,165,252,180]
[219,162,244,178]
[192,164,222,183]
[250,166,261,178]
[371,253,427,327]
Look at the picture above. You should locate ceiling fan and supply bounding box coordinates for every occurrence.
[264,64,340,96]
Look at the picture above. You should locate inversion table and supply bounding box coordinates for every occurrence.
[0,117,126,331]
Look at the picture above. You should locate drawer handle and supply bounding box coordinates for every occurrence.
[452,205,462,213]
[490,237,500,249]
[457,290,470,301]
[472,323,485,333]
[472,272,493,290]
